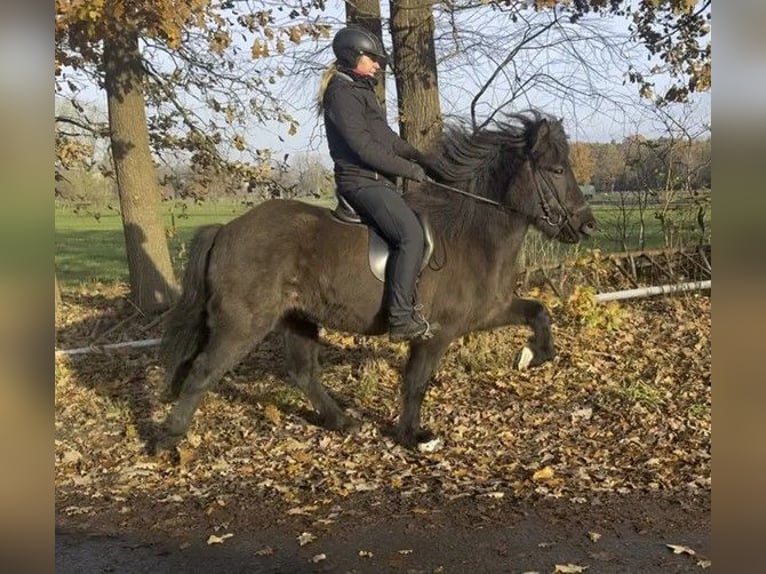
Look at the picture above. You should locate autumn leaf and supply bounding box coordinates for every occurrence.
[297,532,316,546]
[262,404,282,425]
[254,546,274,556]
[666,544,696,556]
[532,466,555,481]
[554,564,588,573]
[207,533,233,545]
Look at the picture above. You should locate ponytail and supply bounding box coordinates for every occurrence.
[316,63,338,115]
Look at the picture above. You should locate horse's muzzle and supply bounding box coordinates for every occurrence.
[580,218,597,237]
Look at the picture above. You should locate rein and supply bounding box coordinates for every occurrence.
[426,170,578,239]
[426,180,504,208]
[532,167,579,239]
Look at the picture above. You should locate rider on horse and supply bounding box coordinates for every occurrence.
[318,25,447,342]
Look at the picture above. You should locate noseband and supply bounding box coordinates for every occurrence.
[532,165,581,240]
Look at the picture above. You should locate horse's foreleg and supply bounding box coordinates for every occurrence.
[506,297,555,369]
[397,336,451,449]
[283,319,355,432]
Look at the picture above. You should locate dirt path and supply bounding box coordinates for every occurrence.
[56,491,710,573]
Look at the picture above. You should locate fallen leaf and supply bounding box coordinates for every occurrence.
[177,446,195,467]
[255,546,274,556]
[554,564,588,573]
[697,559,712,568]
[532,466,555,481]
[571,407,593,422]
[297,531,316,546]
[358,550,373,558]
[310,553,326,563]
[263,404,282,425]
[207,533,233,545]
[287,505,319,515]
[61,449,82,464]
[666,544,696,556]
[398,549,413,555]
[588,531,602,542]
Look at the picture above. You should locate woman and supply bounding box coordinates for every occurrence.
[318,24,446,342]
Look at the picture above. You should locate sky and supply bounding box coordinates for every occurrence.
[238,1,712,166]
[56,1,712,169]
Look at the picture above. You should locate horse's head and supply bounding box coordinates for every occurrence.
[507,115,597,243]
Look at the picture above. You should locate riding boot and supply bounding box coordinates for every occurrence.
[389,304,440,342]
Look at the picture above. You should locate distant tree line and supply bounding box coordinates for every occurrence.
[570,136,711,194]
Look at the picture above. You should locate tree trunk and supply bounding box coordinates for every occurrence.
[103,32,178,314]
[345,0,388,114]
[389,0,442,151]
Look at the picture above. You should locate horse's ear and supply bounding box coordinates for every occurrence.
[531,119,550,155]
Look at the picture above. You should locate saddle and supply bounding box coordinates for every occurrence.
[332,192,434,282]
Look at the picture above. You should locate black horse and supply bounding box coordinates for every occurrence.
[158,111,597,451]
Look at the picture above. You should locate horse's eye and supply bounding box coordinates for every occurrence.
[552,167,565,175]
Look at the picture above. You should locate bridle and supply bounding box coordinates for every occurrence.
[425,160,580,239]
[530,163,581,240]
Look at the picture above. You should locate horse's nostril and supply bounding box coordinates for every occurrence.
[581,220,597,236]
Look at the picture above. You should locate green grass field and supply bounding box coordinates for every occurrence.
[55,198,710,288]
[55,200,256,287]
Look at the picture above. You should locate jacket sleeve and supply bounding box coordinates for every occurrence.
[381,125,419,159]
[325,86,422,180]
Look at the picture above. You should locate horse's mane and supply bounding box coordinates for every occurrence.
[407,110,568,243]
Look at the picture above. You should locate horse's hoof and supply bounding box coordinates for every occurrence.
[158,388,177,405]
[151,424,183,455]
[417,436,444,453]
[514,346,534,370]
[153,435,178,453]
[396,428,440,451]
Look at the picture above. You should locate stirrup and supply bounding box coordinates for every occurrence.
[389,305,439,342]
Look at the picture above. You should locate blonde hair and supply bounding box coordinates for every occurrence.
[316,63,338,115]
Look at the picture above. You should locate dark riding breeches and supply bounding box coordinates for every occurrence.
[339,183,424,323]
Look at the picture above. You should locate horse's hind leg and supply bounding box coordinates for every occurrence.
[159,301,275,450]
[282,318,355,432]
[508,297,555,370]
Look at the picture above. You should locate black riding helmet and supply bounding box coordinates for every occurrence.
[332,25,388,68]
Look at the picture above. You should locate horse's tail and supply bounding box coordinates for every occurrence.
[160,224,222,401]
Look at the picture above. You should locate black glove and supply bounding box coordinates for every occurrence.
[413,151,449,183]
[407,163,427,182]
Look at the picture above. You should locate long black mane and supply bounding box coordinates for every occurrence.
[407,110,569,243]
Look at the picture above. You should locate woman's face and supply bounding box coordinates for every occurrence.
[353,54,381,77]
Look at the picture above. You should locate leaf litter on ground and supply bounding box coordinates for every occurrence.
[55,279,710,536]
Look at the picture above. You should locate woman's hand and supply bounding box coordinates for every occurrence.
[413,152,449,183]
[407,164,427,182]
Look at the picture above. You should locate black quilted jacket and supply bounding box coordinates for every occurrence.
[322,69,422,190]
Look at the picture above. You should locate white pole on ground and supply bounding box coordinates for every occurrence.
[54,280,711,357]
[55,338,162,358]
[594,280,711,303]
